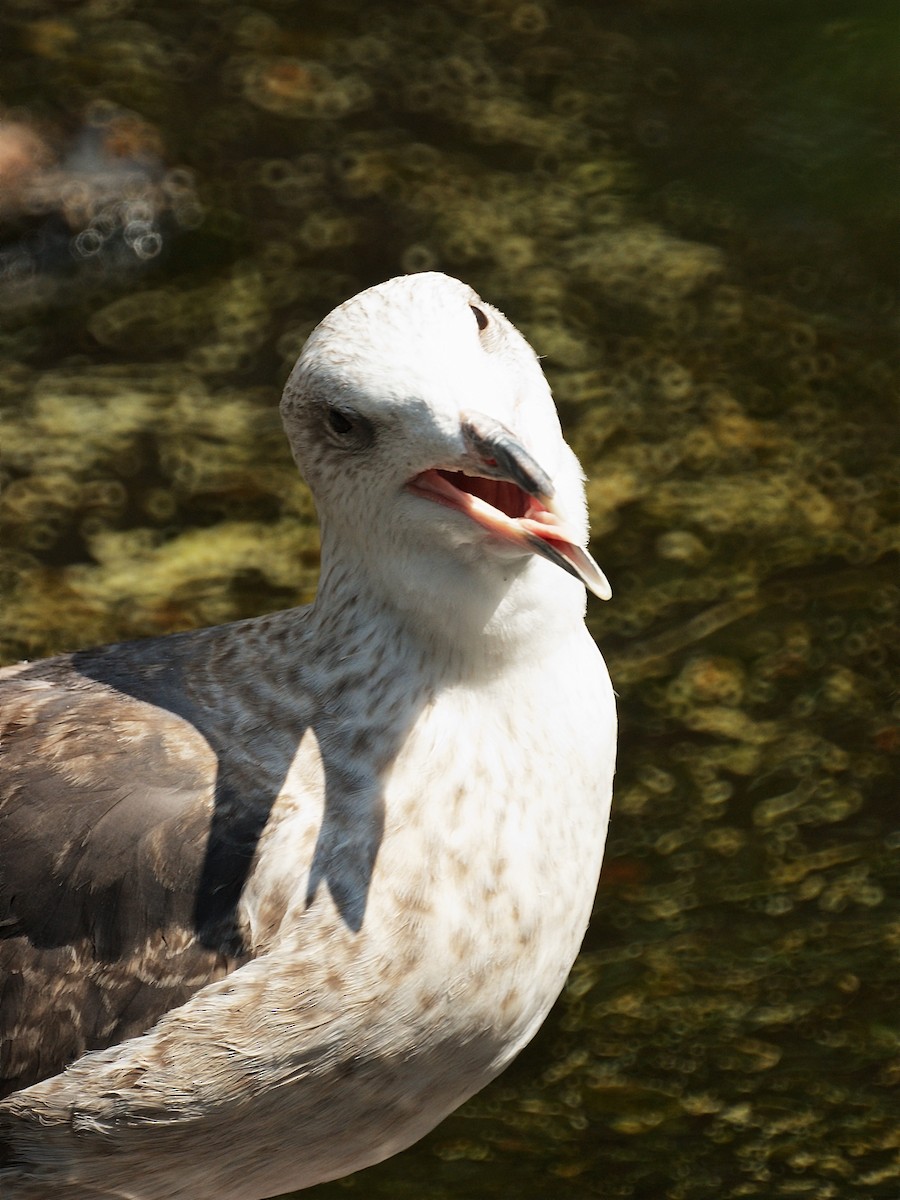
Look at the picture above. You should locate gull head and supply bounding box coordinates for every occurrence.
[280,273,610,643]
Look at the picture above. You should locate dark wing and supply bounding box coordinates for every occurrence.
[0,623,303,1099]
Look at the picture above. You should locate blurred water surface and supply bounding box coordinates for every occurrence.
[0,1,897,1197]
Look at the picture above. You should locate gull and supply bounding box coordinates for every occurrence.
[0,273,616,1200]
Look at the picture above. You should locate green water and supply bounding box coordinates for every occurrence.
[0,1,896,1197]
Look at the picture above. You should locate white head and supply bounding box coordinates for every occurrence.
[280,273,609,651]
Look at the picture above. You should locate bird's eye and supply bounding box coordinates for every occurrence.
[327,406,354,435]
[470,304,489,332]
[321,402,375,451]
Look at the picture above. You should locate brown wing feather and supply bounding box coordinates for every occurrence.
[0,664,230,1098]
[0,618,308,1099]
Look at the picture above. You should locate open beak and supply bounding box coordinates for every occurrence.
[406,411,612,601]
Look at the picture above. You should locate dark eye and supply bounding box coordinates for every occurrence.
[470,304,489,331]
[327,406,355,435]
[322,402,375,451]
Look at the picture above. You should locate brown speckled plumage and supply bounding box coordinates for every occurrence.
[0,274,615,1200]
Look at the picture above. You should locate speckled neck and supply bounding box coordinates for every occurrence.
[312,526,588,688]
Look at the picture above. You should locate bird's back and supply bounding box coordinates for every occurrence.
[0,610,321,1099]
